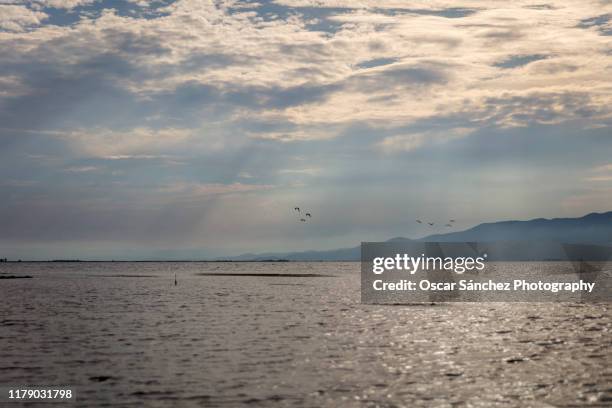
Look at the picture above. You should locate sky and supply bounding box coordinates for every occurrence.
[0,0,611,259]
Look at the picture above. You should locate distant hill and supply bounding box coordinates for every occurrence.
[232,212,612,261]
[423,212,612,243]
[231,245,361,261]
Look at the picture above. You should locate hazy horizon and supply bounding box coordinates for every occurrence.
[2,209,611,261]
[1,0,611,259]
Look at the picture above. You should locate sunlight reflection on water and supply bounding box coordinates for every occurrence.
[1,262,610,407]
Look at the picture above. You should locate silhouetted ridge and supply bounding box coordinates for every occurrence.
[232,211,612,260]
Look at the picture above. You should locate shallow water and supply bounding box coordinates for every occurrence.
[1,262,611,407]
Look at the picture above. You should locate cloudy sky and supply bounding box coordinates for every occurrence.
[1,0,611,259]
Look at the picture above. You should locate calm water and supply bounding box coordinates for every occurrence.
[1,262,611,407]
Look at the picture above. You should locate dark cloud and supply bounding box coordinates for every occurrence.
[0,28,173,134]
[356,57,398,69]
[99,28,172,56]
[165,80,340,113]
[277,42,334,59]
[494,54,548,69]
[474,92,604,127]
[479,29,524,41]
[372,7,479,19]
[348,63,449,93]
[229,1,349,34]
[383,65,448,84]
[577,13,612,35]
[523,4,557,10]
[438,121,612,169]
[0,17,341,139]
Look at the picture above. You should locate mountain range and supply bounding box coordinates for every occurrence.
[232,212,612,261]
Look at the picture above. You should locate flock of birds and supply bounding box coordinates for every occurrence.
[416,219,456,227]
[294,207,312,222]
[292,207,455,227]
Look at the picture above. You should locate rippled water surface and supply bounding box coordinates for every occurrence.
[1,262,611,407]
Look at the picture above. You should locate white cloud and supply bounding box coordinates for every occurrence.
[0,5,47,32]
[1,0,610,146]
[592,163,612,173]
[35,0,94,9]
[585,176,612,182]
[157,182,275,197]
[585,163,612,182]
[378,133,425,153]
[64,165,98,172]
[60,127,193,157]
[278,167,322,175]
[378,127,474,153]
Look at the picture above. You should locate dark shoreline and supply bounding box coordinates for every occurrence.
[195,272,336,277]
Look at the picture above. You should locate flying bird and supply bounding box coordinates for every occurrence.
[416,220,422,224]
[305,213,311,217]
[449,219,455,223]
[294,207,300,212]
[300,218,306,222]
